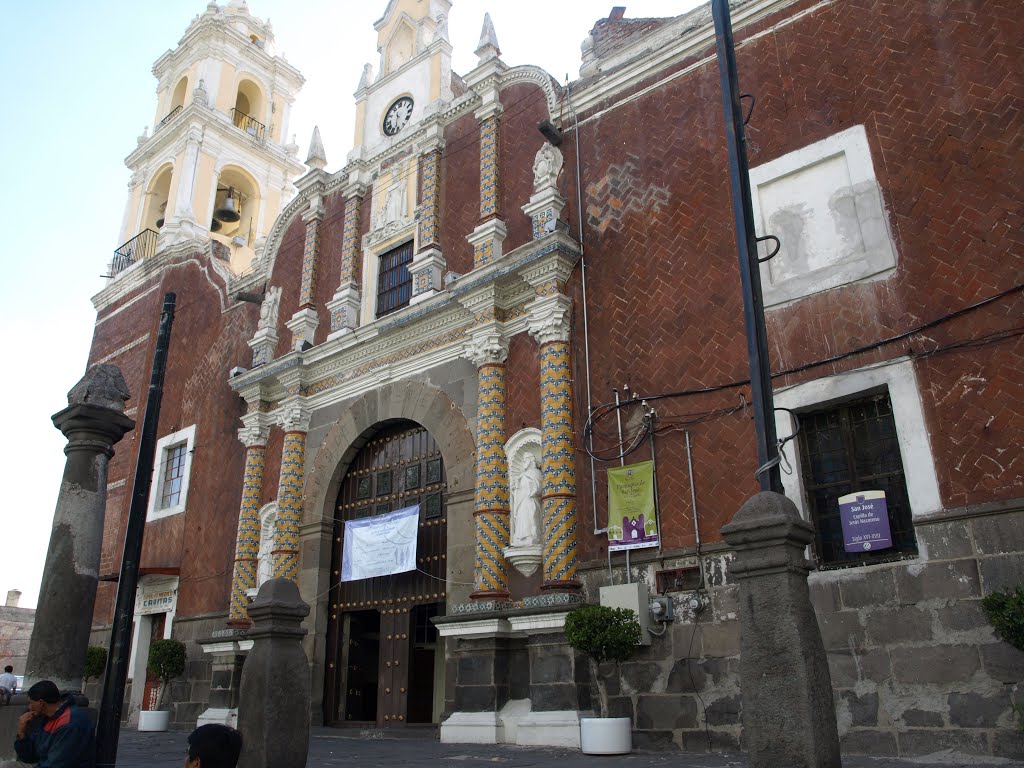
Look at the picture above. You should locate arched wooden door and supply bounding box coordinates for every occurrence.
[323,420,447,727]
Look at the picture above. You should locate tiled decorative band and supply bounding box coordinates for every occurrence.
[229,444,265,621]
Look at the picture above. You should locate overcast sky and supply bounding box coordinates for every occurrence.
[0,0,700,610]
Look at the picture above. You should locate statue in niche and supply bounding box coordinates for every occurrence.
[257,509,276,587]
[511,453,542,547]
[377,182,407,227]
[532,143,563,193]
[258,286,281,331]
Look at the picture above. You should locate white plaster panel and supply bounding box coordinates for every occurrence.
[750,124,897,307]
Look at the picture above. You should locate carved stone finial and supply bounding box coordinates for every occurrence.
[357,63,373,91]
[475,13,501,62]
[192,78,209,107]
[433,13,449,43]
[305,126,327,171]
[67,364,130,413]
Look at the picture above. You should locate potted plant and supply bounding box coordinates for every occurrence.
[564,604,643,755]
[138,638,186,732]
[82,645,107,700]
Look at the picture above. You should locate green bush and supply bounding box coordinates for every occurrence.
[147,638,186,710]
[564,605,642,665]
[981,587,1024,652]
[83,646,107,683]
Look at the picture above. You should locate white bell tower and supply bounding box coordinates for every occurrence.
[113,0,305,276]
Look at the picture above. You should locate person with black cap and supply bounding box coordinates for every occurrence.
[185,724,242,768]
[13,680,94,767]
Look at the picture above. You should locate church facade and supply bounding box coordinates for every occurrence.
[86,0,1022,758]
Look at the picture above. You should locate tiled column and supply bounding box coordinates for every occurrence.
[228,418,269,625]
[272,404,311,580]
[410,147,446,305]
[327,184,366,337]
[465,328,511,602]
[528,293,580,591]
[466,107,508,270]
[286,200,324,350]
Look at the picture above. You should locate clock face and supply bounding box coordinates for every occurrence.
[383,97,414,136]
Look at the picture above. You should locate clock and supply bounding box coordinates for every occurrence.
[383,96,414,136]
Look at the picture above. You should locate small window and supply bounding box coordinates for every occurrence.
[147,425,196,521]
[376,241,414,317]
[797,392,917,568]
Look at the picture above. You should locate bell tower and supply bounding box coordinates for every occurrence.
[113,0,305,276]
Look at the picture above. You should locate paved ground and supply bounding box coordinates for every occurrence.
[107,727,1023,768]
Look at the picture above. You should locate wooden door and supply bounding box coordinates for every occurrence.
[323,421,447,726]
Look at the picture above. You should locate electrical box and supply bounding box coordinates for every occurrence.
[599,582,651,645]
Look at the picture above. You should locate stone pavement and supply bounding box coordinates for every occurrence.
[108,727,1023,768]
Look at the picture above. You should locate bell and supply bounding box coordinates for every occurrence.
[210,218,222,232]
[214,194,240,223]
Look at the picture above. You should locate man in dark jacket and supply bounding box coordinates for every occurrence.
[14,680,94,768]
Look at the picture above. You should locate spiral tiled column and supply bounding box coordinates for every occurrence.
[466,331,511,600]
[228,420,269,624]
[528,293,580,590]
[272,405,310,580]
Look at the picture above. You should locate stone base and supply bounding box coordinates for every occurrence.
[440,701,583,748]
[196,707,238,728]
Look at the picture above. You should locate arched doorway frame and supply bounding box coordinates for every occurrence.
[300,379,477,725]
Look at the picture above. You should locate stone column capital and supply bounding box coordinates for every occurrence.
[238,420,271,448]
[277,403,312,433]
[464,326,510,368]
[721,491,815,578]
[526,293,572,345]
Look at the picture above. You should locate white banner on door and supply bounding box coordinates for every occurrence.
[341,504,420,582]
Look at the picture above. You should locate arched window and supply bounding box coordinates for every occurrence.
[232,79,265,140]
[142,165,173,233]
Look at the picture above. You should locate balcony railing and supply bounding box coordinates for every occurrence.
[159,105,183,128]
[110,229,158,277]
[230,108,265,141]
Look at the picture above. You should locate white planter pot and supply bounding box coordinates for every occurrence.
[137,710,171,732]
[579,716,632,755]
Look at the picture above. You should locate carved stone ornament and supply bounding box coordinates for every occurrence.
[374,180,408,229]
[464,330,509,368]
[258,286,282,331]
[278,404,311,433]
[532,143,563,194]
[238,421,270,448]
[504,428,544,576]
[527,293,572,345]
[254,503,279,593]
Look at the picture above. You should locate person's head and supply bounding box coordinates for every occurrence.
[25,680,61,717]
[185,724,242,768]
[3,665,11,673]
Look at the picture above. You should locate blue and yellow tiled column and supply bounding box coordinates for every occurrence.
[528,293,581,591]
[228,420,269,624]
[409,149,446,305]
[299,208,322,308]
[272,405,310,580]
[466,330,511,601]
[465,109,508,270]
[327,187,365,335]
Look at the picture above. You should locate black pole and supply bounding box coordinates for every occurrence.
[712,0,783,494]
[95,293,176,768]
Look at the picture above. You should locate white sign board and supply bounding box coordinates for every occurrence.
[341,505,420,582]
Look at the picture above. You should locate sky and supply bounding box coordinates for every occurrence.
[0,0,699,610]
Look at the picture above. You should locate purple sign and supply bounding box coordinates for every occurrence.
[838,491,893,553]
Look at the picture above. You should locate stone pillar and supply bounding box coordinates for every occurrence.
[720,492,841,768]
[465,327,511,602]
[237,578,310,768]
[326,185,365,337]
[272,404,310,580]
[26,365,134,691]
[527,294,580,591]
[286,198,324,351]
[228,419,270,625]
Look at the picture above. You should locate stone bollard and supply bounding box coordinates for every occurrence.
[720,492,840,768]
[25,365,134,693]
[237,578,310,768]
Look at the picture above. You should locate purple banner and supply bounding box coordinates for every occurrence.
[838,490,893,553]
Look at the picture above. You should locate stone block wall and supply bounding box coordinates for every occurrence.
[577,505,1024,759]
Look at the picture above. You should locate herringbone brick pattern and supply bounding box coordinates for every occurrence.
[440,113,481,277]
[499,83,551,249]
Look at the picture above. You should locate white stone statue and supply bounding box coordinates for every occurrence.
[433,13,449,43]
[511,453,542,547]
[257,509,276,587]
[533,144,563,193]
[378,182,407,227]
[258,286,281,331]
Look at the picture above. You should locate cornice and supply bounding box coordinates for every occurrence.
[569,0,802,119]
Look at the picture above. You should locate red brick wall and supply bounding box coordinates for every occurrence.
[498,83,551,251]
[570,0,1023,557]
[313,189,348,345]
[271,213,310,358]
[439,112,481,276]
[505,332,542,435]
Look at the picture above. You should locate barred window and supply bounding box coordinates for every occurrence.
[159,443,187,509]
[376,241,413,317]
[797,391,917,568]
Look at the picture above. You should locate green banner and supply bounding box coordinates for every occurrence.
[607,460,659,552]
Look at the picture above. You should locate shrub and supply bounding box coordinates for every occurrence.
[981,587,1024,652]
[147,639,186,710]
[564,604,642,717]
[83,646,107,683]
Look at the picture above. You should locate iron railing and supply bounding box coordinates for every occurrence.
[110,229,158,277]
[230,108,265,141]
[158,105,183,128]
